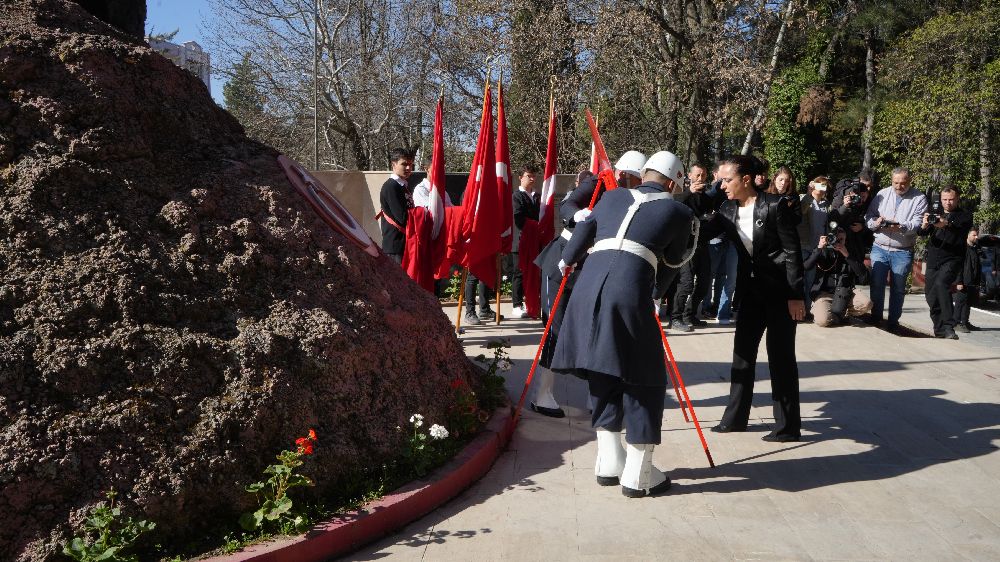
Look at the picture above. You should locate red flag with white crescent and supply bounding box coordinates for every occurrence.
[428,97,447,239]
[538,102,558,243]
[495,80,513,254]
[450,83,500,288]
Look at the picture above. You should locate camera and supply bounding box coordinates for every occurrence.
[846,193,862,206]
[823,220,840,247]
[927,199,942,225]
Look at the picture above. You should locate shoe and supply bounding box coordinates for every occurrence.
[510,305,528,319]
[463,311,482,326]
[711,423,747,433]
[688,317,707,327]
[595,429,626,486]
[863,314,881,326]
[478,308,497,321]
[966,322,980,331]
[954,323,970,333]
[717,318,731,326]
[672,321,693,333]
[620,443,672,498]
[529,402,566,418]
[944,330,959,340]
[886,323,902,335]
[762,432,799,443]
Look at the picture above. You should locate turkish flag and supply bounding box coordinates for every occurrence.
[450,83,500,288]
[496,81,513,254]
[538,102,558,243]
[428,97,447,240]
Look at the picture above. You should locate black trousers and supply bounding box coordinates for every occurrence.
[671,246,711,322]
[720,291,801,437]
[587,370,666,445]
[464,274,494,313]
[925,259,962,335]
[953,287,978,325]
[504,253,524,307]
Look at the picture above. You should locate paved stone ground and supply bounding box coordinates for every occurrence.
[352,295,1000,561]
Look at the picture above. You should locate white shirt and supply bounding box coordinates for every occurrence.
[735,202,754,254]
[390,173,408,187]
[412,177,453,208]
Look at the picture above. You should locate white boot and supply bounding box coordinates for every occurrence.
[529,368,565,418]
[595,429,626,486]
[620,443,671,498]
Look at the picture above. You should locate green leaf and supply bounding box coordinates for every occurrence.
[95,546,119,560]
[286,473,313,488]
[245,482,265,493]
[239,510,262,531]
[269,495,293,518]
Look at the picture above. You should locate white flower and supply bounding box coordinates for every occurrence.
[502,275,509,281]
[409,413,424,428]
[429,424,449,440]
[499,358,513,372]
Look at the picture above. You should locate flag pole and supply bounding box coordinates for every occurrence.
[656,310,714,467]
[496,69,504,326]
[455,268,468,334]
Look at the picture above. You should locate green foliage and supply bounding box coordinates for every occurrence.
[442,270,464,301]
[473,338,512,411]
[399,414,452,478]
[763,61,821,187]
[873,3,999,202]
[239,430,317,534]
[223,53,264,118]
[62,491,156,562]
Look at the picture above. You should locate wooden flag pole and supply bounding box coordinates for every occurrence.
[455,267,469,334]
[495,255,502,325]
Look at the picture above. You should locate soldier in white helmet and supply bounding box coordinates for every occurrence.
[551,151,694,497]
[531,151,647,418]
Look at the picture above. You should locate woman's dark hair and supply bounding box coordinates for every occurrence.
[721,155,763,178]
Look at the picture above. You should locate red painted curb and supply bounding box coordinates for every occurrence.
[203,406,513,562]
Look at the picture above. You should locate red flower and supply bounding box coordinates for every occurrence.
[307,428,317,441]
[450,379,465,389]
[295,436,315,455]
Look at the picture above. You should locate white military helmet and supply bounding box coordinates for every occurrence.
[643,150,685,186]
[614,150,647,179]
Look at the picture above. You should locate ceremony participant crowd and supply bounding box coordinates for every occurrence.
[378,128,1000,498]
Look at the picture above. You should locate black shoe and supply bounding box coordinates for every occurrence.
[954,323,971,333]
[672,321,694,333]
[762,432,799,443]
[863,314,881,326]
[944,330,959,340]
[478,308,498,321]
[463,311,482,326]
[711,423,747,433]
[596,475,619,486]
[688,317,707,327]
[622,477,672,498]
[966,322,980,331]
[529,402,566,418]
[886,323,902,335]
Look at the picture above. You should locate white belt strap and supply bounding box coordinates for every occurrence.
[591,238,659,271]
[589,190,670,272]
[561,229,572,241]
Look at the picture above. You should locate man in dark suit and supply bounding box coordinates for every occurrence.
[509,165,540,318]
[377,147,416,264]
[707,155,806,443]
[551,151,693,498]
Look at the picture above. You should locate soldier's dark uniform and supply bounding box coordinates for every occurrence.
[550,181,693,443]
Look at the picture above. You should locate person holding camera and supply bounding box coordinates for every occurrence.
[830,178,874,261]
[864,167,927,333]
[804,225,872,326]
[918,186,973,339]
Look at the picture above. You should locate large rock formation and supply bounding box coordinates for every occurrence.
[0,1,475,559]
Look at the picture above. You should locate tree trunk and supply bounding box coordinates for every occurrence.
[981,114,994,231]
[861,33,876,171]
[741,0,795,155]
[73,0,146,38]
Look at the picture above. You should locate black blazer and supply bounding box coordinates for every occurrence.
[706,191,805,301]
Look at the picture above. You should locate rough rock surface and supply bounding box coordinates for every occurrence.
[0,1,476,560]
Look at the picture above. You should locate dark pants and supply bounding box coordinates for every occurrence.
[587,370,666,445]
[504,253,524,308]
[386,253,403,265]
[925,259,962,335]
[671,246,711,322]
[953,287,979,326]
[464,274,494,313]
[720,291,801,437]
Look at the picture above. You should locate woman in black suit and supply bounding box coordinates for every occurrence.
[707,155,806,442]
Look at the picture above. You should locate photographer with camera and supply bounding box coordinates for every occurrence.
[830,177,874,260]
[918,186,973,339]
[804,223,872,326]
[864,167,927,333]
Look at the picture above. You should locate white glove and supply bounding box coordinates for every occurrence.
[573,209,592,223]
[558,260,575,276]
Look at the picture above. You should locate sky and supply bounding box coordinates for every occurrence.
[146,0,227,105]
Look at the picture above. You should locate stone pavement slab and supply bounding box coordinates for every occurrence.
[351,301,1000,561]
